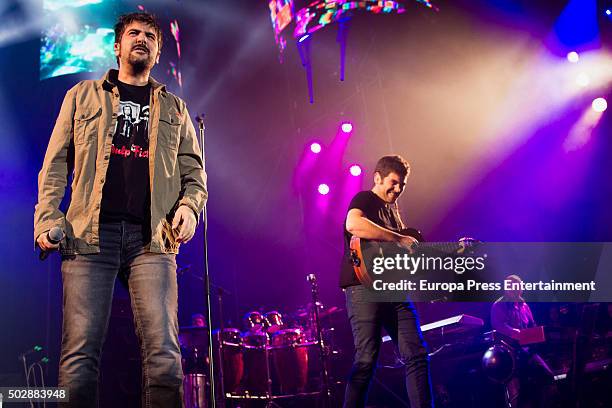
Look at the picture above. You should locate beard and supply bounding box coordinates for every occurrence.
[127,53,153,73]
[122,46,155,74]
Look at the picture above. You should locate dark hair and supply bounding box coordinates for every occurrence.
[374,155,411,179]
[114,12,163,64]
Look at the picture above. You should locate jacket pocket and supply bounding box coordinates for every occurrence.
[74,107,101,145]
[158,109,181,151]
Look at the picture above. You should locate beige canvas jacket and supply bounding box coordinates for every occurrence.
[34,69,207,254]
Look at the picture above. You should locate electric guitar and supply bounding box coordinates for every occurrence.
[349,228,477,287]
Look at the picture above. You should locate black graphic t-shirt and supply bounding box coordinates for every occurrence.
[340,191,404,288]
[100,80,151,225]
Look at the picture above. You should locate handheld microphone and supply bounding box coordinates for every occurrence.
[39,226,64,261]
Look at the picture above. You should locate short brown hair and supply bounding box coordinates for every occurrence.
[374,155,411,179]
[114,12,163,63]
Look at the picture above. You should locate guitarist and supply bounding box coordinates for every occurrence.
[341,155,433,408]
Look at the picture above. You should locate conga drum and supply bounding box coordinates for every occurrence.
[218,328,243,395]
[264,311,284,335]
[244,311,265,331]
[269,328,309,395]
[241,331,269,396]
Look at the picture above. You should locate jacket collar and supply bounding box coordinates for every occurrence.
[99,69,166,93]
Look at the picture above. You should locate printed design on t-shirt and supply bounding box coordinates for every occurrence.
[111,101,149,159]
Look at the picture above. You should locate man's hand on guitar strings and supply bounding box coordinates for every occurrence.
[398,235,418,253]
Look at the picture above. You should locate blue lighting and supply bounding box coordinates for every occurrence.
[41,0,116,80]
[552,0,599,52]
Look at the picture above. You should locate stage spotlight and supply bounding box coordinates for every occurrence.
[576,73,590,87]
[606,9,611,16]
[592,97,607,112]
[349,164,362,176]
[310,142,322,154]
[567,51,579,63]
[298,34,310,43]
[318,183,330,195]
[341,122,353,133]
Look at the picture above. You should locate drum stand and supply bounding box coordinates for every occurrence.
[264,345,283,408]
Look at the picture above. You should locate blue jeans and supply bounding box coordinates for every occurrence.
[58,222,183,408]
[343,285,433,408]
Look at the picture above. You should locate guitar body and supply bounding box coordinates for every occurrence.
[349,229,476,287]
[349,228,424,287]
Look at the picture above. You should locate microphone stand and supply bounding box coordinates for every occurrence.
[195,114,217,407]
[307,274,331,407]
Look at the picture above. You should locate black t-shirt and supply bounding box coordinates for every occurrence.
[100,80,151,225]
[340,190,404,288]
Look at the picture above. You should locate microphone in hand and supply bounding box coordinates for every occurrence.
[38,226,65,261]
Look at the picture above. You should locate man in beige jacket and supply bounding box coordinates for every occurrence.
[34,12,206,407]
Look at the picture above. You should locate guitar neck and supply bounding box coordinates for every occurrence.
[413,241,463,256]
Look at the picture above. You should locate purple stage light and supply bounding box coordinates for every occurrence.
[310,142,322,154]
[349,164,362,177]
[341,122,353,133]
[592,97,607,112]
[566,51,579,63]
[318,183,330,195]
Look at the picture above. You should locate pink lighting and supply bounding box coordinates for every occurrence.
[341,122,353,133]
[310,142,322,154]
[349,164,362,176]
[318,183,330,195]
